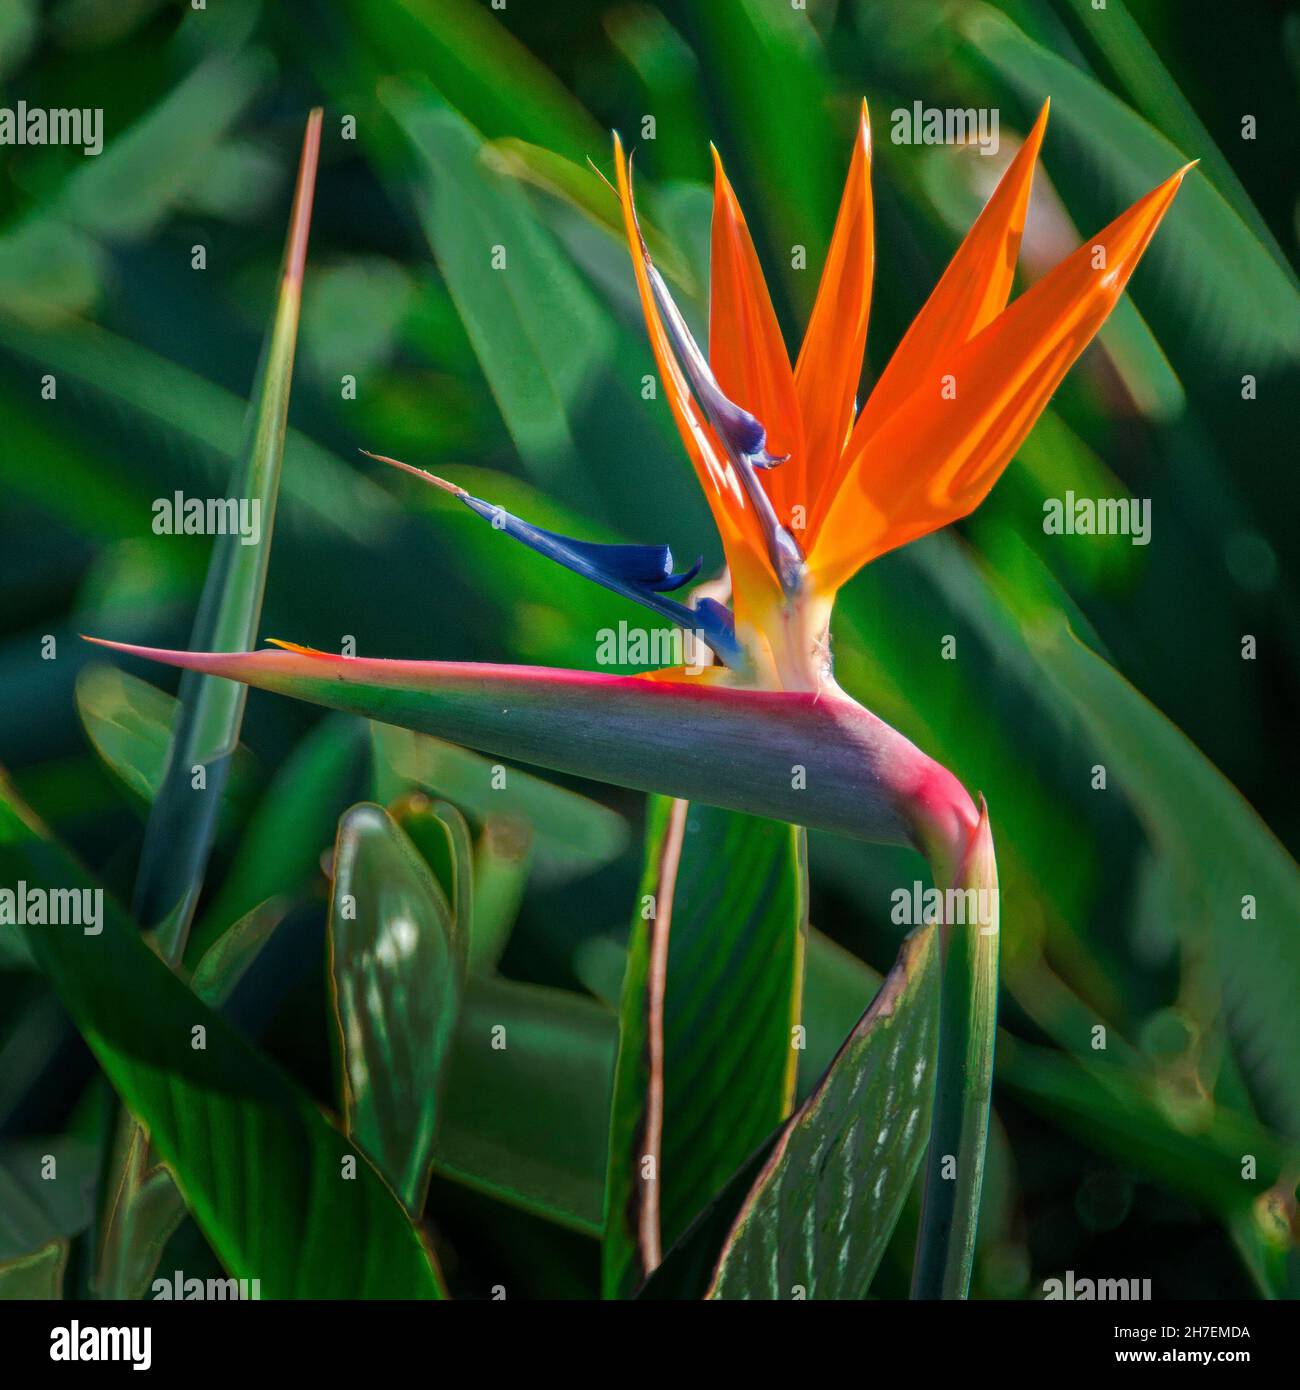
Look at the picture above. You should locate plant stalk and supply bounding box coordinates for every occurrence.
[911,797,999,1299]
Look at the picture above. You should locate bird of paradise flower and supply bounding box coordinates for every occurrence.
[89,99,1189,1297]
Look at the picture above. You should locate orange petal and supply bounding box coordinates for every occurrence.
[709,146,805,523]
[610,135,779,614]
[794,101,874,519]
[807,162,1191,595]
[809,101,1049,543]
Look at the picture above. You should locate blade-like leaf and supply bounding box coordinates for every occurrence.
[95,1120,187,1302]
[0,776,444,1298]
[912,801,1000,1300]
[467,815,532,974]
[94,109,327,1307]
[1025,615,1300,1136]
[603,799,807,1297]
[487,137,696,291]
[373,723,628,883]
[0,1239,68,1301]
[0,1137,98,1260]
[190,897,290,1008]
[391,794,474,962]
[642,924,938,1298]
[189,714,367,962]
[329,804,463,1216]
[706,924,939,1298]
[131,109,322,959]
[339,0,603,160]
[385,82,613,482]
[75,663,258,821]
[433,975,617,1236]
[576,924,883,1103]
[1058,0,1293,268]
[0,316,389,542]
[962,7,1300,369]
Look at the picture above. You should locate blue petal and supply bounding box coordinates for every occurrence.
[457,493,741,668]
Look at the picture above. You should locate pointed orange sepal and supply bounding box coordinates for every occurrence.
[810,101,1051,544]
[609,134,783,620]
[708,146,805,520]
[794,100,874,519]
[808,159,1192,593]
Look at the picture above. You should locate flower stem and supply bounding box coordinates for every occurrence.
[911,798,999,1299]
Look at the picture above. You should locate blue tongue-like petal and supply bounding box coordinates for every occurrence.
[460,494,702,594]
[363,454,741,670]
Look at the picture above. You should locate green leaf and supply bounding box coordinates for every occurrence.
[58,53,268,242]
[603,799,807,1297]
[962,6,1300,370]
[95,1118,187,1301]
[190,897,290,1008]
[0,777,444,1298]
[132,110,322,960]
[373,723,628,882]
[0,316,389,542]
[997,1037,1296,1220]
[338,0,603,161]
[391,794,474,959]
[706,925,939,1299]
[190,714,367,961]
[684,0,840,317]
[92,112,329,1308]
[575,924,883,1103]
[799,929,882,1097]
[1025,616,1300,1136]
[75,663,258,821]
[384,82,615,481]
[433,976,617,1236]
[467,814,532,974]
[486,138,696,292]
[912,804,1000,1300]
[0,1240,68,1301]
[645,924,939,1299]
[0,1137,98,1259]
[1058,0,1294,268]
[636,1140,781,1301]
[330,804,463,1215]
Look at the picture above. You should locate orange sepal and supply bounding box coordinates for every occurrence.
[809,102,1050,544]
[808,162,1192,594]
[794,101,874,518]
[610,134,780,620]
[709,146,805,520]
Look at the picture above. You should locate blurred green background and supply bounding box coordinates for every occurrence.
[2,0,1298,1299]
